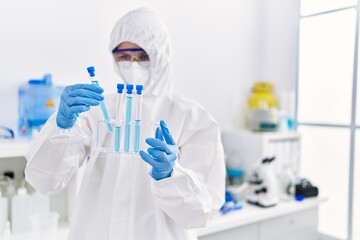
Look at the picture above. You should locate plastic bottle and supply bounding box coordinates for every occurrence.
[11,187,32,233]
[248,82,277,110]
[2,174,15,222]
[0,192,8,236]
[225,154,245,186]
[3,221,11,240]
[18,74,63,137]
[31,192,50,215]
[248,82,279,131]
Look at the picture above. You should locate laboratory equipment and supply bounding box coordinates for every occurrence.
[115,84,125,152]
[11,187,31,233]
[225,153,245,186]
[226,182,250,202]
[31,211,59,240]
[226,169,244,186]
[278,166,297,201]
[220,191,242,214]
[295,178,319,198]
[222,129,301,198]
[0,126,14,139]
[96,120,158,154]
[295,194,304,201]
[247,157,279,208]
[124,84,134,153]
[248,82,279,131]
[18,74,63,137]
[86,66,113,133]
[0,192,7,236]
[134,85,144,153]
[222,129,301,178]
[279,91,296,131]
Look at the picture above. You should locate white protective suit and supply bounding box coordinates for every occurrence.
[25,7,225,240]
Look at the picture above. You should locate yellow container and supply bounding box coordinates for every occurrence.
[248,82,277,110]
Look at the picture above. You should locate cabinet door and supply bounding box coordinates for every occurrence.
[259,208,319,240]
[199,223,258,240]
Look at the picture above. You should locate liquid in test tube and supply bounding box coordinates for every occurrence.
[86,66,113,133]
[124,84,134,153]
[133,85,144,153]
[115,83,124,152]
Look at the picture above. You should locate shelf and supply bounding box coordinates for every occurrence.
[0,140,31,158]
[222,129,301,141]
[197,197,326,237]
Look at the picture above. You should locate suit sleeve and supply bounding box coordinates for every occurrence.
[151,120,226,229]
[25,113,92,195]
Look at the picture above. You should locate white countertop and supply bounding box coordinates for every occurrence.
[0,139,31,158]
[10,198,325,239]
[197,197,326,236]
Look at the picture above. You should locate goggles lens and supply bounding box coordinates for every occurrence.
[112,48,150,64]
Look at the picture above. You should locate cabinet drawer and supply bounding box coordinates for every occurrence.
[259,208,319,240]
[199,223,257,240]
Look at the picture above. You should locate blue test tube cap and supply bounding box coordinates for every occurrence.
[126,84,134,94]
[87,66,95,77]
[136,85,144,95]
[117,83,125,93]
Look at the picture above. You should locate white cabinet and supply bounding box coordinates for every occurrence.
[199,224,258,240]
[258,208,318,240]
[198,198,325,240]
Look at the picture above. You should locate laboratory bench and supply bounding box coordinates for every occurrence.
[198,197,326,240]
[0,139,30,159]
[9,198,325,240]
[1,141,325,240]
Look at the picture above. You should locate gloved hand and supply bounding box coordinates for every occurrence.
[56,84,104,129]
[140,120,178,181]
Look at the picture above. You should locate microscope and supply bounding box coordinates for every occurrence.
[247,156,279,208]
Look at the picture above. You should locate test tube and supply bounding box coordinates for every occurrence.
[86,66,113,133]
[124,84,134,153]
[133,85,144,153]
[115,84,125,152]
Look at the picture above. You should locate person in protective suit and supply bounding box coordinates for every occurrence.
[25,7,225,240]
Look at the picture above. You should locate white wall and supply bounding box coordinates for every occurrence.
[0,0,300,134]
[259,0,301,99]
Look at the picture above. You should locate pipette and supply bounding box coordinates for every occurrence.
[86,66,113,133]
[124,84,134,153]
[133,85,144,153]
[115,84,124,152]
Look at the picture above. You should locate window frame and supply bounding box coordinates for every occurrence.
[295,4,359,240]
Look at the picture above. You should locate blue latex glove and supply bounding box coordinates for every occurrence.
[140,120,178,180]
[56,84,104,129]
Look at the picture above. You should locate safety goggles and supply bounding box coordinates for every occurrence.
[112,48,150,67]
[0,126,14,139]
